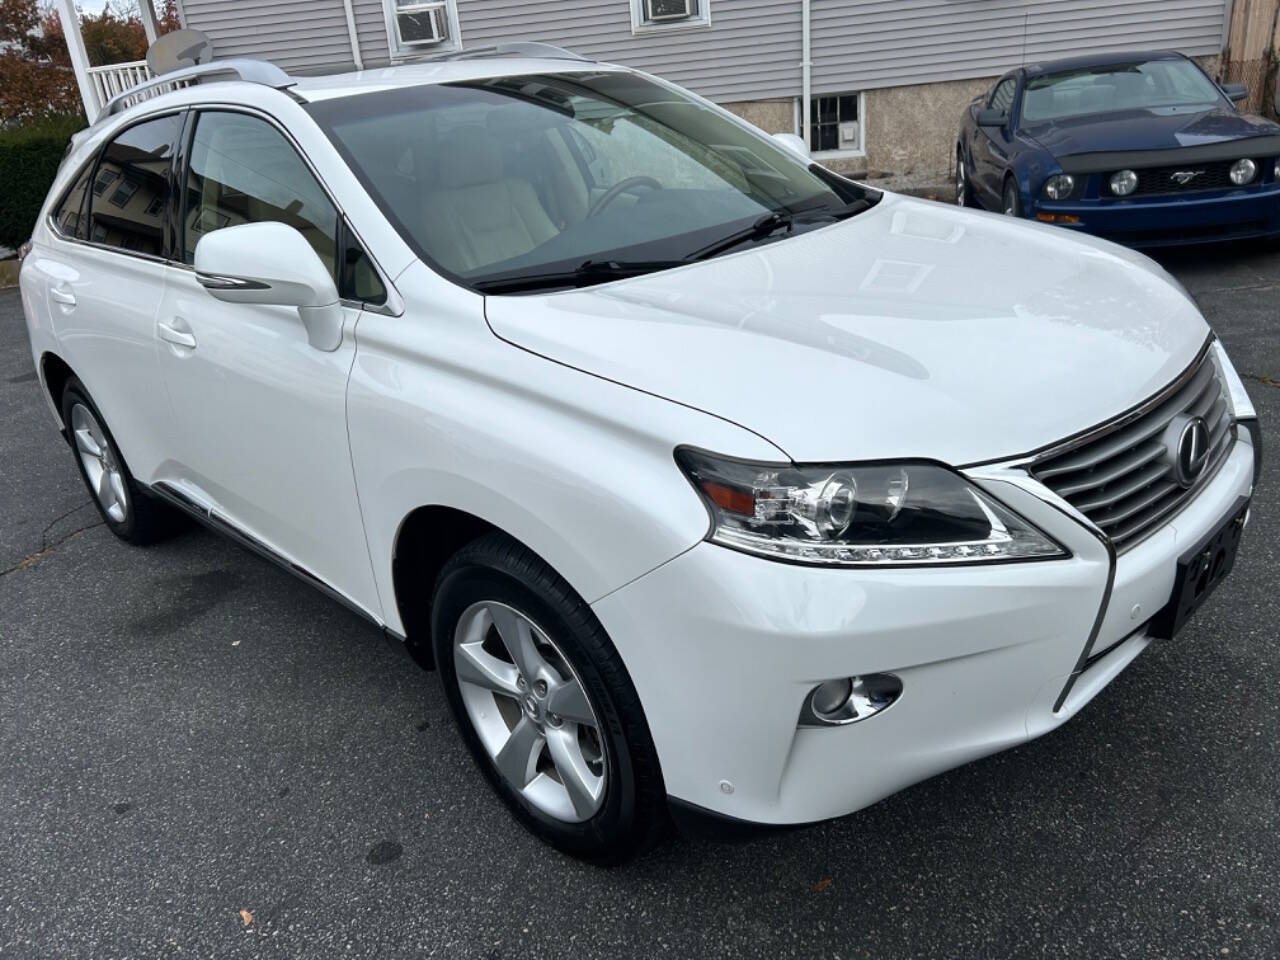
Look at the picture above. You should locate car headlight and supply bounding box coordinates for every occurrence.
[1213,341,1256,420]
[1230,158,1257,185]
[675,449,1068,566]
[1041,174,1076,200]
[1110,169,1138,196]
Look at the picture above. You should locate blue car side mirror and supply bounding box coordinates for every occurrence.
[1221,83,1248,103]
[977,108,1007,128]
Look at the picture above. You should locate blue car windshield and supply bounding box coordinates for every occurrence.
[1021,60,1223,123]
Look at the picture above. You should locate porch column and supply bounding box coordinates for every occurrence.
[138,0,160,45]
[52,0,100,121]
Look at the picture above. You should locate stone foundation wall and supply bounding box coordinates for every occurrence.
[721,99,794,135]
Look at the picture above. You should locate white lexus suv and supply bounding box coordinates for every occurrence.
[19,46,1260,863]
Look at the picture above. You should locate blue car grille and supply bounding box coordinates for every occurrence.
[1031,350,1233,551]
[1108,159,1264,197]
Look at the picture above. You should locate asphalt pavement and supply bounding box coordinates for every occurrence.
[1,240,1278,959]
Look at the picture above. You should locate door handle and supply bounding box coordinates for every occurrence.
[157,320,197,349]
[49,285,76,307]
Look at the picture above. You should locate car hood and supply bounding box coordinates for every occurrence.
[484,193,1209,464]
[1022,106,1280,157]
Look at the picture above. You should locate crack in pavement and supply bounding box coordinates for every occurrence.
[1242,372,1280,388]
[0,501,101,579]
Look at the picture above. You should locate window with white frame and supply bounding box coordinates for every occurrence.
[383,0,461,58]
[631,0,710,33]
[809,92,863,155]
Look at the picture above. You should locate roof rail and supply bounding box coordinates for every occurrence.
[438,41,592,63]
[99,58,294,120]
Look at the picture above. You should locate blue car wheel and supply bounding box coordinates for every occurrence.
[1002,178,1022,217]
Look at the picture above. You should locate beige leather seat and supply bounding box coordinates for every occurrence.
[196,115,337,276]
[422,125,558,274]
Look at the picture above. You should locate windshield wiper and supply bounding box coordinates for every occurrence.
[687,211,793,261]
[687,199,873,262]
[793,198,873,223]
[472,258,688,294]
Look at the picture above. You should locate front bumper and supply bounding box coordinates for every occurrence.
[593,433,1255,826]
[1033,184,1280,247]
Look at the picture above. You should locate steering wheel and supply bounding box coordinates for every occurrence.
[586,176,662,217]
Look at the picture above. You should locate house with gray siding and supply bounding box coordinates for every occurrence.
[168,1,1236,177]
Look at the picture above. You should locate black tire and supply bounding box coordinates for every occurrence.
[1002,176,1023,218]
[431,532,666,864]
[60,377,184,545]
[956,147,975,207]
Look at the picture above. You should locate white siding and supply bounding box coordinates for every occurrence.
[810,0,1230,95]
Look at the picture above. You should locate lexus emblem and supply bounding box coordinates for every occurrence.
[1163,414,1210,488]
[1170,170,1203,185]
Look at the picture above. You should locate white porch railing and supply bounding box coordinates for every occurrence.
[86,60,153,112]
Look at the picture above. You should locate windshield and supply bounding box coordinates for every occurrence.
[306,70,872,292]
[1021,59,1224,123]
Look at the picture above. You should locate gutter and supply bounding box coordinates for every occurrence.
[800,0,811,147]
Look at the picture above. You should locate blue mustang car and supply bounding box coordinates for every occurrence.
[956,50,1280,247]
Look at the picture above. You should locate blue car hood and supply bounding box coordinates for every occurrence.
[1022,106,1280,157]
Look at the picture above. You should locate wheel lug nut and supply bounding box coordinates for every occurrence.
[533,680,547,698]
[547,713,562,727]
[517,675,527,689]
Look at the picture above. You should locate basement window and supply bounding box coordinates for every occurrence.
[383,0,462,58]
[632,0,711,33]
[809,92,864,156]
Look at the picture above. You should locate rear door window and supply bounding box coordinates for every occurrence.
[52,163,93,240]
[88,112,183,257]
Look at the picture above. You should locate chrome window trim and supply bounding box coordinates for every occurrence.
[47,98,404,318]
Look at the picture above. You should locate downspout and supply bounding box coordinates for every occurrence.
[341,0,364,71]
[800,0,811,147]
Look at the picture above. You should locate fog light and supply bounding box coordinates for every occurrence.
[799,673,903,726]
[1110,169,1138,196]
[1230,158,1257,185]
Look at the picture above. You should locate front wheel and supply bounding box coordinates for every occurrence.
[431,533,666,863]
[1002,177,1023,217]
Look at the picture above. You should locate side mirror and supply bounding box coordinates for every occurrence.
[976,108,1007,128]
[771,132,810,159]
[1221,83,1248,103]
[194,221,344,352]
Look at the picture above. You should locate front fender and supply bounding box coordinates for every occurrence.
[1013,142,1063,212]
[347,263,786,634]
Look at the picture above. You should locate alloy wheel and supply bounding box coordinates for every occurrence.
[955,155,967,206]
[452,600,606,823]
[1003,183,1019,216]
[71,403,128,524]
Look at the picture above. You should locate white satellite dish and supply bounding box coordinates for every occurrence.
[146,28,215,75]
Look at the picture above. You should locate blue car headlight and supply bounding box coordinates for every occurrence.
[1041,174,1076,200]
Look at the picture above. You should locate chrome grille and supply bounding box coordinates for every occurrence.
[1031,350,1233,551]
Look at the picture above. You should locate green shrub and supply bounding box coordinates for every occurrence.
[0,113,86,250]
